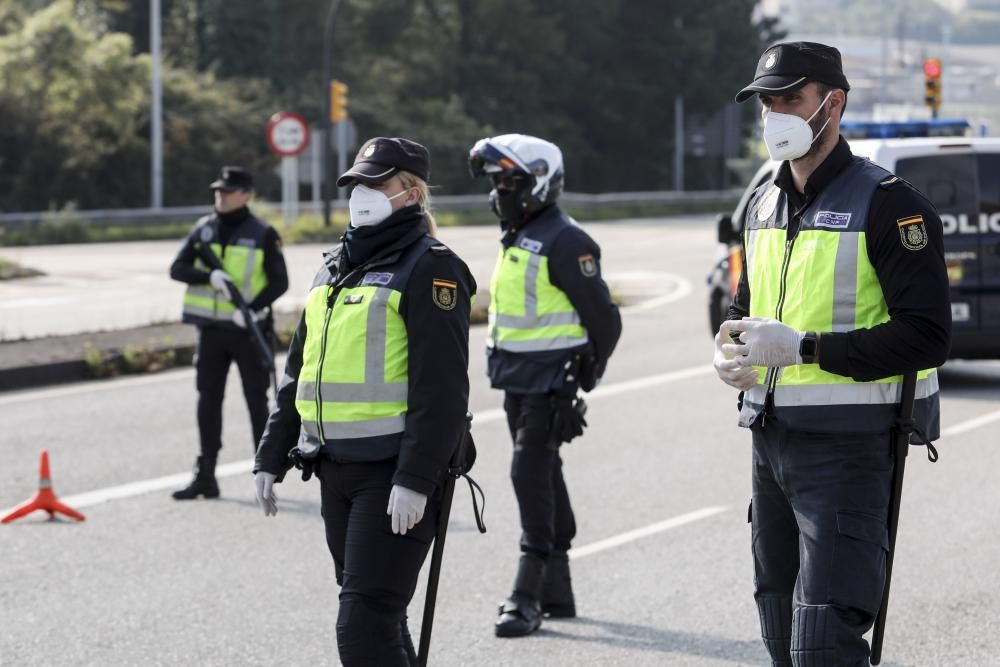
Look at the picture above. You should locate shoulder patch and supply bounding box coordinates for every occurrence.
[432,279,458,310]
[578,254,598,277]
[756,184,780,222]
[878,175,919,192]
[897,215,929,251]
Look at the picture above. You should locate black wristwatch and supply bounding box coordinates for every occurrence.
[799,331,820,364]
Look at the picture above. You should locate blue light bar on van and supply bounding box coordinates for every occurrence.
[841,119,971,139]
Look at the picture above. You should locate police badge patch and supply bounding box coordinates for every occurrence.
[757,185,780,222]
[578,254,597,277]
[897,215,928,251]
[432,279,458,311]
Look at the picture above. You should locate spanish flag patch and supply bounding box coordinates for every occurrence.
[432,279,458,311]
[897,215,928,251]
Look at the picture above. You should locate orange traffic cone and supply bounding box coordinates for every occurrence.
[1,450,85,523]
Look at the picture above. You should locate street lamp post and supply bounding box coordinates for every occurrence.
[150,0,163,209]
[321,0,343,227]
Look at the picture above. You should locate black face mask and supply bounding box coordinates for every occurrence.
[491,187,529,226]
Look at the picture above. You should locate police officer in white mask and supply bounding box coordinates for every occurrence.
[716,42,950,666]
[253,137,476,666]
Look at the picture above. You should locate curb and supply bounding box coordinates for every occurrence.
[0,344,198,393]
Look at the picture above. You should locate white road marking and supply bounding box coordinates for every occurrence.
[569,506,730,560]
[25,363,999,513]
[8,363,715,512]
[608,270,693,313]
[941,408,1000,438]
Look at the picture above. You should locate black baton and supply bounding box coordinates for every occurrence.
[870,371,917,665]
[417,413,483,667]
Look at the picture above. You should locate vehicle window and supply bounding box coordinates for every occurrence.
[978,153,1000,215]
[895,154,977,215]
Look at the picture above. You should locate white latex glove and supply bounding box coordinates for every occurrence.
[209,269,232,292]
[722,318,804,368]
[231,309,256,329]
[713,320,759,391]
[386,484,427,536]
[254,471,278,517]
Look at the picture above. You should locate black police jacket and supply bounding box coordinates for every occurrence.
[254,208,476,497]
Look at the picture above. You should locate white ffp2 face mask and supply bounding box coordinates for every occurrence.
[348,185,409,227]
[762,91,833,162]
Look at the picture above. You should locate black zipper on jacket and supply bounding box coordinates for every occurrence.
[764,221,802,413]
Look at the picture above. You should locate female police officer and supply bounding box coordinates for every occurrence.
[252,137,475,666]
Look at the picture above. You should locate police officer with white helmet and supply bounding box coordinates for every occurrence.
[469,134,622,638]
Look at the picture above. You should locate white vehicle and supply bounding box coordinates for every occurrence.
[708,120,1000,359]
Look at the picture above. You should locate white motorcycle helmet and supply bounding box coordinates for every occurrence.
[468,134,565,223]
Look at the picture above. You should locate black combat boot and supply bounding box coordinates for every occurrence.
[495,554,545,638]
[400,616,418,667]
[541,550,576,618]
[171,456,220,500]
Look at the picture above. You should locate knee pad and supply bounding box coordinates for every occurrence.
[757,595,792,666]
[336,595,408,667]
[791,605,837,667]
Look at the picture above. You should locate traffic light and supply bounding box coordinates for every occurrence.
[923,58,942,116]
[330,80,349,123]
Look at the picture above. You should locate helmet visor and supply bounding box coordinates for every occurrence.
[469,142,525,177]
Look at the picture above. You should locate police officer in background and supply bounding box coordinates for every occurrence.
[169,167,288,500]
[253,138,475,666]
[469,134,622,638]
[714,43,950,665]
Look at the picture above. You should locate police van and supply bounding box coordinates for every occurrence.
[708,120,1000,359]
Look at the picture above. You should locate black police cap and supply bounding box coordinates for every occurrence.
[735,41,851,103]
[336,137,430,187]
[210,166,254,192]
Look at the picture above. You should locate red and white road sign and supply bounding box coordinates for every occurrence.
[266,112,310,157]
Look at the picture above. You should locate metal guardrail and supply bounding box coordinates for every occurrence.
[0,189,742,229]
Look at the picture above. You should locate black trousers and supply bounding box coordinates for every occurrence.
[750,420,894,667]
[319,458,437,667]
[504,392,577,559]
[194,326,270,458]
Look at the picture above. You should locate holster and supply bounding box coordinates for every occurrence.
[286,446,320,482]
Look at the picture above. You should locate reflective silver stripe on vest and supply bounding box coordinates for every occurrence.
[182,304,228,321]
[187,286,218,300]
[297,380,407,403]
[302,415,407,439]
[524,253,541,316]
[495,335,589,353]
[241,253,256,302]
[770,371,939,406]
[492,311,582,329]
[831,231,860,332]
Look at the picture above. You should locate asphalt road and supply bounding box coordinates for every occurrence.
[2,217,999,666]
